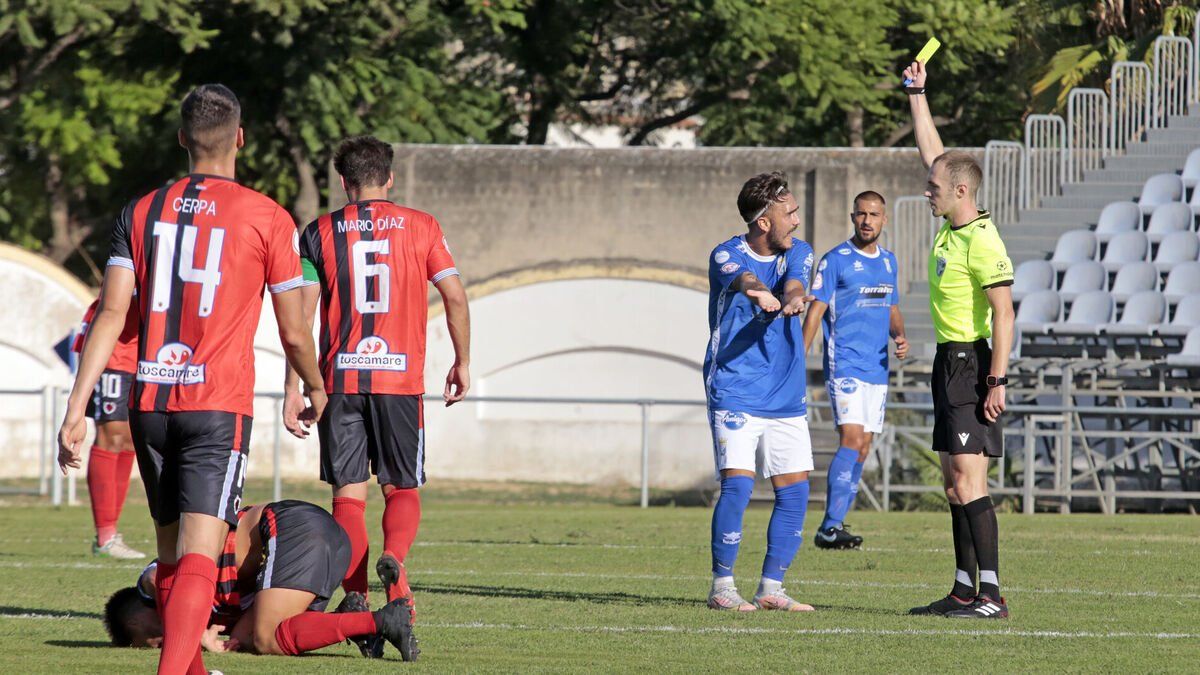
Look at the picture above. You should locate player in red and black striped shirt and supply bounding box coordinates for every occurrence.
[284,136,471,623]
[58,84,328,675]
[72,299,145,559]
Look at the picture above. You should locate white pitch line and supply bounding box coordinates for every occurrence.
[420,621,1200,641]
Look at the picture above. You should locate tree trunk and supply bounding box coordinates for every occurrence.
[525,87,561,145]
[276,113,320,224]
[45,154,75,264]
[847,105,865,148]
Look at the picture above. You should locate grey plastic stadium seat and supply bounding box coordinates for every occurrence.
[1163,261,1200,304]
[1093,201,1142,243]
[1164,326,1200,368]
[1151,231,1200,274]
[1103,290,1166,336]
[1057,260,1107,302]
[1014,289,1061,336]
[1049,229,1098,272]
[1099,230,1148,273]
[1155,295,1200,337]
[1183,148,1200,190]
[1144,202,1194,244]
[1049,290,1115,336]
[1108,261,1160,303]
[1137,173,1184,216]
[1190,176,1200,215]
[1012,259,1055,302]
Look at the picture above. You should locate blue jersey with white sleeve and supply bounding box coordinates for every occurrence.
[704,235,815,417]
[810,240,899,385]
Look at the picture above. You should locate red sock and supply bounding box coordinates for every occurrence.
[87,446,118,545]
[153,563,205,675]
[158,554,216,675]
[332,497,369,595]
[112,450,136,525]
[382,489,421,562]
[274,611,377,655]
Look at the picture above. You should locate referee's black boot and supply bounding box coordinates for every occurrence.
[374,597,420,661]
[813,524,863,550]
[908,593,974,616]
[945,595,1009,619]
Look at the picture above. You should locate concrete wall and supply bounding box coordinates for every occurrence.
[330,145,967,284]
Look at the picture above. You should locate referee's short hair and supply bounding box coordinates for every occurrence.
[334,135,394,191]
[180,84,241,158]
[933,151,983,198]
[854,190,886,207]
[738,171,791,224]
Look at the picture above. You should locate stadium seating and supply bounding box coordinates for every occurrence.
[1144,202,1194,243]
[1094,201,1142,243]
[1163,261,1200,304]
[1012,259,1055,301]
[1100,230,1149,272]
[1109,261,1160,303]
[1183,147,1200,191]
[1190,179,1200,215]
[1103,290,1167,336]
[1151,231,1200,274]
[1164,326,1200,368]
[1050,230,1098,272]
[1014,289,1062,335]
[1156,295,1200,337]
[1049,289,1114,336]
[1058,260,1107,301]
[1137,173,1184,216]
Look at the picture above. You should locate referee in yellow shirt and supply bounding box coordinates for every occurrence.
[903,60,1015,620]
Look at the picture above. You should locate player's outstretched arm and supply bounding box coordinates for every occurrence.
[982,285,1013,422]
[802,300,828,355]
[272,288,327,425]
[902,61,944,169]
[59,267,135,473]
[282,283,321,438]
[890,306,909,359]
[732,272,781,313]
[436,274,471,406]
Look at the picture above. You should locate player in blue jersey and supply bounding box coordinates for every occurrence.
[704,171,817,612]
[802,191,908,549]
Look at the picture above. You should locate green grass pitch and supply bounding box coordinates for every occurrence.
[1,480,1198,673]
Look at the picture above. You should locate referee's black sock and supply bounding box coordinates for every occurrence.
[949,503,977,599]
[964,495,1001,601]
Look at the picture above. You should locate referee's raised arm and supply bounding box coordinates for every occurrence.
[902,60,943,169]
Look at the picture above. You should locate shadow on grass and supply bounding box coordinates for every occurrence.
[413,582,703,607]
[45,640,112,648]
[0,605,101,620]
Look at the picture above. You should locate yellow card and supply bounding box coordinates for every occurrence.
[915,37,941,64]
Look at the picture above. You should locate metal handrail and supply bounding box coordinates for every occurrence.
[1065,88,1109,183]
[1024,114,1066,209]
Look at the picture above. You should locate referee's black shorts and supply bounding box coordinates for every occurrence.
[931,339,1003,457]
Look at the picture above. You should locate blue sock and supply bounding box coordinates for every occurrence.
[847,459,865,513]
[711,475,754,576]
[821,447,860,530]
[761,480,810,582]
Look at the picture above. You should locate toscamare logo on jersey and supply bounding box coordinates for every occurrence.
[138,342,205,385]
[336,336,407,371]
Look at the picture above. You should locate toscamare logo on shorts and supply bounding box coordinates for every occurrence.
[137,342,205,384]
[336,336,407,371]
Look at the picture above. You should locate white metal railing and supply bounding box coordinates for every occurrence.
[1111,61,1152,153]
[981,140,1025,224]
[1151,36,1194,127]
[1065,88,1109,183]
[1194,10,1200,103]
[1023,114,1066,209]
[891,196,939,292]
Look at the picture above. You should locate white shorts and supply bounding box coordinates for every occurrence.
[709,410,814,479]
[827,377,888,433]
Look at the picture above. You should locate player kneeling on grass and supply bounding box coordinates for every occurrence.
[704,172,817,612]
[802,191,908,549]
[103,500,418,661]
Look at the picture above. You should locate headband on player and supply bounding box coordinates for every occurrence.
[745,184,787,225]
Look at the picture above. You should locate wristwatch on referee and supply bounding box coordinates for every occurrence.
[986,375,1008,388]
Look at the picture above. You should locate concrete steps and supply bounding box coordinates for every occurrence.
[1060,182,1144,199]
